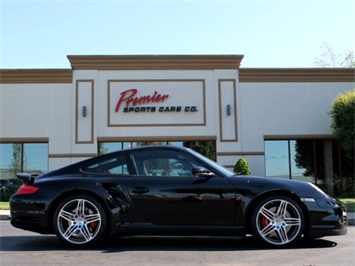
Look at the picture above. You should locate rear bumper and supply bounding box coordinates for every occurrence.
[10,197,52,234]
[11,213,52,234]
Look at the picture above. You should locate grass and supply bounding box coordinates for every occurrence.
[0,201,9,210]
[1,198,354,211]
[339,198,355,212]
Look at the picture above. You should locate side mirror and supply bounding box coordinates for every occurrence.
[192,166,214,178]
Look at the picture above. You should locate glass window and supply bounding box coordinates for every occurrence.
[122,142,132,150]
[23,143,48,174]
[168,141,184,147]
[99,142,122,155]
[265,139,325,182]
[291,140,315,183]
[0,143,21,179]
[83,155,130,175]
[265,141,289,178]
[265,139,353,196]
[0,143,48,180]
[131,150,196,177]
[98,141,216,161]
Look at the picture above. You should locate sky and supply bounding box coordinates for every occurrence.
[0,0,354,69]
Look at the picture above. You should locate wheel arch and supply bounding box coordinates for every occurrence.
[245,190,310,235]
[46,189,111,233]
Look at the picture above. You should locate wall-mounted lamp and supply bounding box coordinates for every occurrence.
[226,104,231,116]
[82,106,87,117]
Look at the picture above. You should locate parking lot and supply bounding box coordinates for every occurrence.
[1,219,354,266]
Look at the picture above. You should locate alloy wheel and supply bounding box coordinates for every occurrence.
[254,198,303,246]
[56,198,102,245]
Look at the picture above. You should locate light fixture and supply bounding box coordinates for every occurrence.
[226,104,231,116]
[82,106,87,117]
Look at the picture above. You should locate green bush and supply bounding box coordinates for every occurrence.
[330,90,355,157]
[234,158,251,175]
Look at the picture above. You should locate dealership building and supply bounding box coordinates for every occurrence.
[1,55,354,196]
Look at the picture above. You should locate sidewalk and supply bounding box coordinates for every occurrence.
[1,209,354,225]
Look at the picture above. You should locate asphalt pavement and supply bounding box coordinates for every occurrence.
[1,209,354,225]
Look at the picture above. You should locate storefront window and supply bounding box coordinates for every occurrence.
[265,139,354,196]
[0,143,48,200]
[0,143,18,179]
[98,141,215,160]
[265,140,318,182]
[0,143,48,179]
[265,141,289,179]
[23,143,48,174]
[290,140,314,183]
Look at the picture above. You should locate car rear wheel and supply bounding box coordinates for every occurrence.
[53,195,107,247]
[251,195,305,247]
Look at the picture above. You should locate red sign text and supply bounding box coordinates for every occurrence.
[115,89,169,112]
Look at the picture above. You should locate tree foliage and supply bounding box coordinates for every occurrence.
[183,141,216,161]
[314,42,355,68]
[330,90,355,157]
[9,144,23,177]
[234,158,251,175]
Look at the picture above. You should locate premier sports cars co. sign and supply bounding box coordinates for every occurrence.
[108,80,206,127]
[115,88,198,113]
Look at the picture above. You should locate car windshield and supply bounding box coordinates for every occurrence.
[188,148,235,177]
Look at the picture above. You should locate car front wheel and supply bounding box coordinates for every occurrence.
[251,195,305,247]
[53,195,107,247]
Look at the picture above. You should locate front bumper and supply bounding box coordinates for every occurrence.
[305,196,347,238]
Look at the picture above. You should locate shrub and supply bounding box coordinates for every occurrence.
[234,158,251,175]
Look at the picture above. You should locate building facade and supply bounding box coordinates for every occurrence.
[1,55,354,196]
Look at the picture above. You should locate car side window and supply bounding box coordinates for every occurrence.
[131,150,197,177]
[82,155,130,175]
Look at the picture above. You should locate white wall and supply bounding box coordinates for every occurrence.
[1,71,353,175]
[234,81,355,175]
[0,83,72,151]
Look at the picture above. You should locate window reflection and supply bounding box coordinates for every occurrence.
[0,143,48,180]
[23,143,48,174]
[265,141,289,179]
[265,139,331,187]
[98,141,186,155]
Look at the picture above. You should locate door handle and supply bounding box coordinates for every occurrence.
[131,187,149,194]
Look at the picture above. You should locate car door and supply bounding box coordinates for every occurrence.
[127,149,236,226]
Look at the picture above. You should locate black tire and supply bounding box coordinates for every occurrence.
[53,194,107,247]
[251,195,305,247]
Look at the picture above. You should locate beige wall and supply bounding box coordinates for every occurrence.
[1,56,354,175]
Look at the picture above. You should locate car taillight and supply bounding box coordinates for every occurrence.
[16,184,40,195]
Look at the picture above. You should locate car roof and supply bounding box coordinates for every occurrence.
[40,145,193,177]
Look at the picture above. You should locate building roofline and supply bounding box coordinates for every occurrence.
[0,69,72,84]
[67,54,244,70]
[1,59,354,83]
[239,68,355,82]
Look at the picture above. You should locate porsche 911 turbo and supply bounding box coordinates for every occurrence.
[10,145,347,248]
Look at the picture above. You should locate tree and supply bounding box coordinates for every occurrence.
[234,158,251,175]
[9,144,23,177]
[330,90,355,158]
[183,141,216,161]
[314,43,355,68]
[98,143,109,155]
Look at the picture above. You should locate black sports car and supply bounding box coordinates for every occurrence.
[10,145,347,248]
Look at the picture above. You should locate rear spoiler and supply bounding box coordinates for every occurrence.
[16,173,39,185]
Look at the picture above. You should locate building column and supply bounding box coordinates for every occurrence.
[323,140,334,195]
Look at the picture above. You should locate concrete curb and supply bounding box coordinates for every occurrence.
[347,212,355,225]
[1,210,354,225]
[0,210,11,221]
